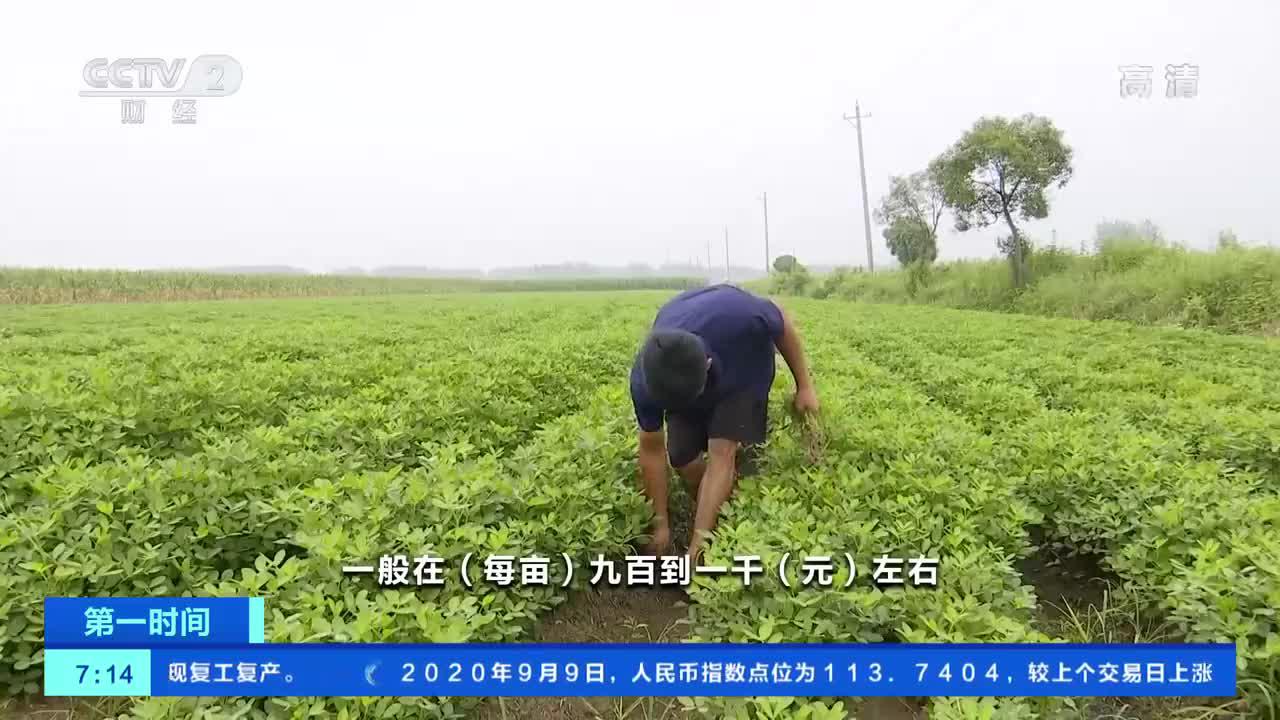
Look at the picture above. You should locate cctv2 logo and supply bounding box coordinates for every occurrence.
[80,55,243,97]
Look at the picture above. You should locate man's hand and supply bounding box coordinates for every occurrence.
[686,439,737,569]
[793,384,819,415]
[686,537,704,569]
[645,521,673,557]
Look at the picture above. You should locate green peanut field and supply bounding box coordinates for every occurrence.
[1,291,1277,720]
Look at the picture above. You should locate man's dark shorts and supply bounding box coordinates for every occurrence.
[666,390,768,472]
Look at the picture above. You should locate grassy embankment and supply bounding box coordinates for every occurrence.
[770,239,1280,337]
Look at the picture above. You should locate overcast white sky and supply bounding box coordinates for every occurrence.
[1,1,1276,272]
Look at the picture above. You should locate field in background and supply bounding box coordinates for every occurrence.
[2,292,1277,719]
[0,268,706,304]
[777,241,1280,337]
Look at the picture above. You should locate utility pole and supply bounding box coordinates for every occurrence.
[842,101,874,272]
[761,192,771,275]
[706,237,713,283]
[724,226,731,282]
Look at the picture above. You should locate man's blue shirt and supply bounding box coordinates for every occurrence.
[630,284,785,432]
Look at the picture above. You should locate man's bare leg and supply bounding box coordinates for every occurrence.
[686,439,738,566]
[676,456,706,502]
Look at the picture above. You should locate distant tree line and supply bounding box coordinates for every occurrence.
[198,263,755,281]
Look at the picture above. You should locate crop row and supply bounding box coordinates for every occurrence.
[1,295,672,718]
[849,322,1280,484]
[684,299,1277,718]
[684,332,1065,719]
[6,293,1276,719]
[818,302,1279,705]
[3,382,653,718]
[1,296,649,488]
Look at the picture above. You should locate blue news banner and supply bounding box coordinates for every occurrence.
[44,598,1237,698]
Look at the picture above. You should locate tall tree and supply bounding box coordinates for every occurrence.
[881,216,937,266]
[930,114,1074,288]
[772,255,799,273]
[874,172,946,266]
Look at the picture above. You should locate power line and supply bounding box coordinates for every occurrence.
[842,101,875,272]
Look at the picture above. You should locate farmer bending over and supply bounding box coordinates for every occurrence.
[630,283,818,565]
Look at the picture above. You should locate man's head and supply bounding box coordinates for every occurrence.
[639,329,710,409]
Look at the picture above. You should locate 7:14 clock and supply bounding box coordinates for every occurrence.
[77,663,134,685]
[45,649,151,696]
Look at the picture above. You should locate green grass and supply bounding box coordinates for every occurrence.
[787,240,1280,336]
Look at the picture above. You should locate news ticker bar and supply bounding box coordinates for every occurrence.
[45,644,1236,698]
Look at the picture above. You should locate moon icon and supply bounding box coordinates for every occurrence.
[364,662,380,687]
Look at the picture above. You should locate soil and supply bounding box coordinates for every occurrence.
[1015,529,1252,720]
[1016,531,1113,623]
